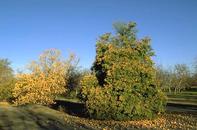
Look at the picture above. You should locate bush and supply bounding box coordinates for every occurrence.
[12,49,76,105]
[0,59,15,101]
[81,22,166,120]
[64,65,86,99]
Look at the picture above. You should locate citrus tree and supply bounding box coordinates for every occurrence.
[81,22,166,120]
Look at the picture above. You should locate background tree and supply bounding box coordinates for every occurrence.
[64,64,90,99]
[172,64,191,93]
[13,49,76,105]
[156,64,192,94]
[81,22,166,120]
[155,65,173,92]
[192,58,197,86]
[0,59,15,101]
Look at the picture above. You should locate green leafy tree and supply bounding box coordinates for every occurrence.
[0,59,15,101]
[81,22,166,120]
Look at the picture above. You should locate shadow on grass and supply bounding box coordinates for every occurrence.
[167,102,197,117]
[51,100,88,118]
[51,99,197,119]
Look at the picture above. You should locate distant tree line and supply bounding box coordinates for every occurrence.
[156,62,197,94]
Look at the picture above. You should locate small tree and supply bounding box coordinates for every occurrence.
[81,22,166,120]
[0,59,15,101]
[156,66,174,93]
[13,49,75,105]
[192,58,197,86]
[172,64,191,93]
[65,67,90,99]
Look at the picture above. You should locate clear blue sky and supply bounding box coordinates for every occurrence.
[0,0,197,71]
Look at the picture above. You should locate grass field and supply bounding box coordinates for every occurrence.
[0,102,196,130]
[0,88,197,130]
[167,87,197,106]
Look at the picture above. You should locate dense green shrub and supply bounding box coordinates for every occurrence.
[81,22,166,120]
[0,59,15,101]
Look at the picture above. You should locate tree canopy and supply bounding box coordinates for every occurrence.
[0,59,15,101]
[13,49,76,105]
[81,22,166,120]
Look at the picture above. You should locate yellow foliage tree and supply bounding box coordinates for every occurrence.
[13,49,75,105]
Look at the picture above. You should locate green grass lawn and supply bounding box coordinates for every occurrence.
[166,88,197,117]
[167,88,197,106]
